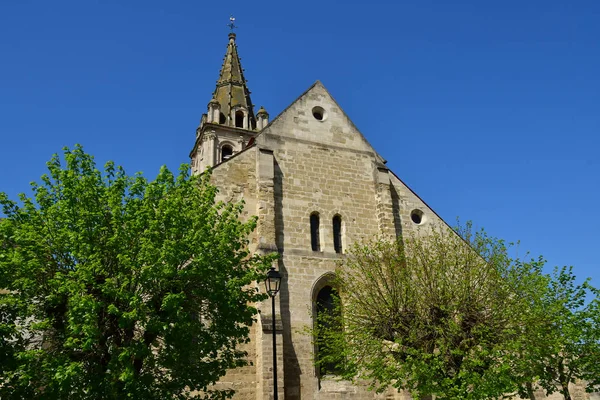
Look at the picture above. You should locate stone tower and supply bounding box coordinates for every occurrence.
[189,32,269,174]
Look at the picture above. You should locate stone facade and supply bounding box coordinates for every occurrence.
[189,33,596,400]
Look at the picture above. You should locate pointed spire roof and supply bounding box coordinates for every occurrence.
[211,32,256,129]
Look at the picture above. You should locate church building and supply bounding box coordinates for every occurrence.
[188,30,445,400]
[187,31,591,400]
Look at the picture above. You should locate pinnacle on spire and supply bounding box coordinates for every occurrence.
[257,105,268,116]
[209,24,256,130]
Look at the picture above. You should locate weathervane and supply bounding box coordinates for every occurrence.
[227,16,237,32]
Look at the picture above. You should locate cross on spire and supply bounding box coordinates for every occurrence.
[227,16,237,32]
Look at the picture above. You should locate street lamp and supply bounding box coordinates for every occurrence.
[265,266,282,400]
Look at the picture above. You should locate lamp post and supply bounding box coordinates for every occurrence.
[265,266,282,400]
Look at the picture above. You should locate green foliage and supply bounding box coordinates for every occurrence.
[314,223,551,399]
[0,146,274,399]
[513,266,600,400]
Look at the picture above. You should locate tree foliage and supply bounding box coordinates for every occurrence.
[0,146,274,399]
[314,224,566,399]
[513,266,600,400]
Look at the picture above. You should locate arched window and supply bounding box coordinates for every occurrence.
[316,285,342,376]
[235,110,244,128]
[221,145,233,161]
[333,215,342,254]
[219,112,226,124]
[310,213,320,252]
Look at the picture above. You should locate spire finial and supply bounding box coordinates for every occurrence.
[227,16,237,41]
[227,16,237,32]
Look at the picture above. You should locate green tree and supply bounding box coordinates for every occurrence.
[0,146,274,399]
[315,224,548,400]
[514,266,600,400]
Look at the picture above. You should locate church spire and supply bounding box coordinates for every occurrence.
[191,21,269,174]
[208,27,256,130]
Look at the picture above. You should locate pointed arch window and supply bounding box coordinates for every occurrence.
[333,215,342,254]
[221,145,233,161]
[219,112,226,124]
[310,213,320,252]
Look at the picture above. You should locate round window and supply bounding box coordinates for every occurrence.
[410,209,425,225]
[312,106,327,121]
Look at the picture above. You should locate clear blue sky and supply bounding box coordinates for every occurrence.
[1,1,598,284]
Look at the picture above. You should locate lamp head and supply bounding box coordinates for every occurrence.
[265,267,282,297]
